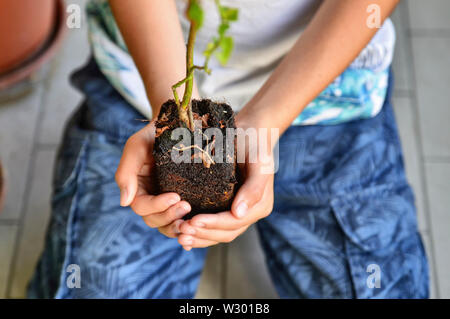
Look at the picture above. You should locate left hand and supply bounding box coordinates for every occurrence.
[177,116,276,251]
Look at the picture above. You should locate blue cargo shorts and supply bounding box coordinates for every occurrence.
[28,59,429,298]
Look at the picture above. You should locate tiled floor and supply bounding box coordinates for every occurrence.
[0,0,449,299]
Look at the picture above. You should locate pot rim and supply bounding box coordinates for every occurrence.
[0,0,67,90]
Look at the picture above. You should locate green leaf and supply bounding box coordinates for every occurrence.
[219,6,239,21]
[218,23,229,37]
[187,0,204,28]
[215,36,234,65]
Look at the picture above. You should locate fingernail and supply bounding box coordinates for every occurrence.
[168,196,180,206]
[185,226,196,235]
[173,221,182,234]
[120,187,129,206]
[184,246,192,251]
[183,238,193,245]
[192,221,205,227]
[236,202,248,218]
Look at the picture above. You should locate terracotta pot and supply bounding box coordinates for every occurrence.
[0,0,56,74]
[0,0,66,94]
[0,160,5,213]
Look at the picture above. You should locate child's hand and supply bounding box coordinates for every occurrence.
[177,115,276,251]
[178,163,274,251]
[115,121,192,237]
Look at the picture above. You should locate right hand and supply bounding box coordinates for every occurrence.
[115,120,192,238]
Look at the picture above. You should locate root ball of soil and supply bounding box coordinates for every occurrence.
[153,99,238,219]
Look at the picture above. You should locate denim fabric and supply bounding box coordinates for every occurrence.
[28,59,428,299]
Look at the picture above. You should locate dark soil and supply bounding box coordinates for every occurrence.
[153,99,238,219]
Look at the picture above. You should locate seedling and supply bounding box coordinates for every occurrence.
[153,0,240,217]
[171,0,238,130]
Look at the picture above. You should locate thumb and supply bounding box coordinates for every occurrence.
[117,175,138,207]
[231,167,269,219]
[115,128,153,206]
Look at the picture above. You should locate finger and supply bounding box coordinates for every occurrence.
[190,184,273,231]
[115,123,155,206]
[231,165,271,219]
[131,192,180,216]
[178,234,218,248]
[158,219,184,238]
[142,201,191,228]
[189,211,245,231]
[180,221,248,243]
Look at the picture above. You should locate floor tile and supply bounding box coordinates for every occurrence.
[0,225,18,298]
[408,0,450,30]
[196,246,224,299]
[421,232,438,299]
[391,1,413,92]
[37,0,90,145]
[412,37,450,158]
[424,163,450,298]
[0,86,44,220]
[393,96,427,231]
[8,149,56,298]
[226,226,278,299]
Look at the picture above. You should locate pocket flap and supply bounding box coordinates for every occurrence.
[330,185,417,251]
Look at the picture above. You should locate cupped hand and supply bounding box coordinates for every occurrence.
[115,120,191,237]
[177,115,276,251]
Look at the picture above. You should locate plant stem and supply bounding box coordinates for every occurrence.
[178,5,199,131]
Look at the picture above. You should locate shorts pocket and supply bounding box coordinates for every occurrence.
[330,184,417,252]
[330,184,429,298]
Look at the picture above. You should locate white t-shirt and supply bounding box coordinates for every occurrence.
[86,0,395,125]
